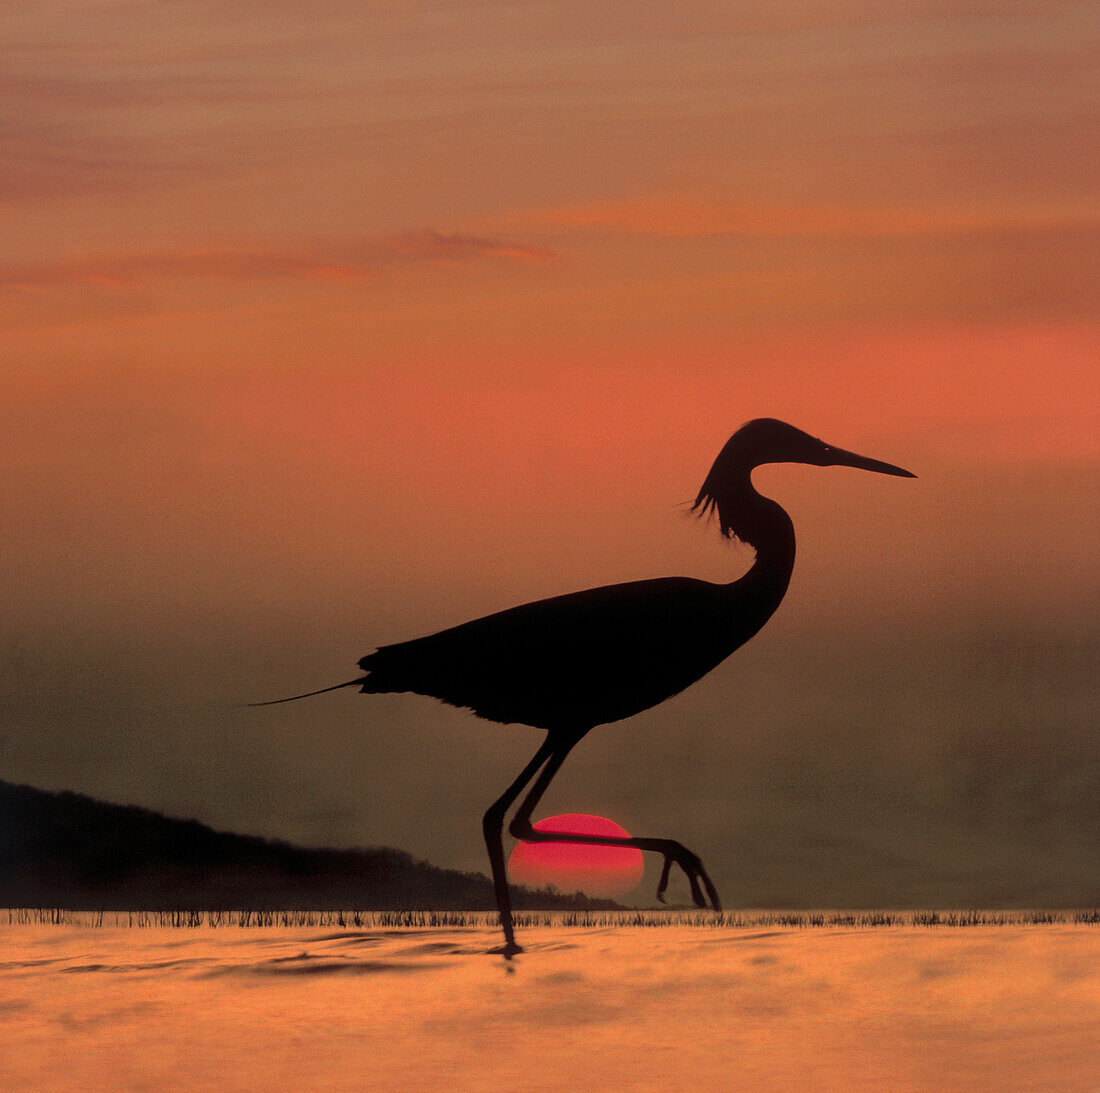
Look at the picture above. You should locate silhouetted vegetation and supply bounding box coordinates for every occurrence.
[5,907,1097,928]
[0,781,621,912]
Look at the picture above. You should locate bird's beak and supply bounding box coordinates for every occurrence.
[823,445,916,478]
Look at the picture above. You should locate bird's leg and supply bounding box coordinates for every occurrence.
[483,736,557,959]
[508,745,722,912]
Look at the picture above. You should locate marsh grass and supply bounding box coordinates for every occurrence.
[5,907,1098,928]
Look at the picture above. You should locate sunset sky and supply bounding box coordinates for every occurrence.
[3,2,1096,906]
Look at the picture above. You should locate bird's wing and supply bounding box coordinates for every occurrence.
[356,576,736,729]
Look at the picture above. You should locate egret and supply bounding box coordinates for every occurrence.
[253,418,915,956]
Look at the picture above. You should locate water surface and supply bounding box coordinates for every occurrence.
[2,920,1097,1090]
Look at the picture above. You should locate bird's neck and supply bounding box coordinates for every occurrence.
[723,471,796,603]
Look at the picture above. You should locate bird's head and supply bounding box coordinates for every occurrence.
[693,418,915,539]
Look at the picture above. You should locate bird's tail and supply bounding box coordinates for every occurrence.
[244,677,369,707]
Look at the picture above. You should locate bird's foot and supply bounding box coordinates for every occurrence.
[489,941,523,959]
[654,845,722,912]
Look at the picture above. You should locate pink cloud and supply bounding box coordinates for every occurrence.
[0,233,554,291]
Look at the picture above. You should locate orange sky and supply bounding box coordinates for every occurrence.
[2,2,1096,903]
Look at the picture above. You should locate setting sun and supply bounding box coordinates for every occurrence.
[508,814,646,899]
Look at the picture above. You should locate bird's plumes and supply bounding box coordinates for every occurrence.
[245,678,368,706]
[691,486,734,541]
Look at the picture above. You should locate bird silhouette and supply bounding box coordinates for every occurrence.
[252,418,915,956]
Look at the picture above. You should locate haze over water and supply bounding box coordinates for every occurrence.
[3,0,1096,932]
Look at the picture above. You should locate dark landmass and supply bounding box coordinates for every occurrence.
[0,781,623,912]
